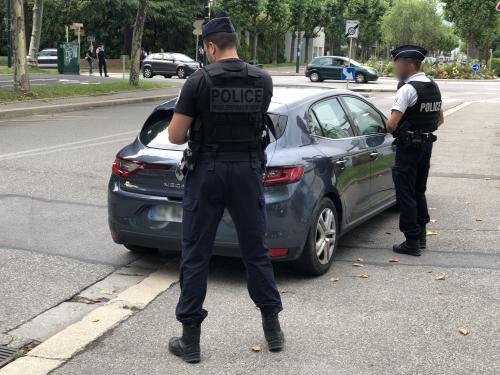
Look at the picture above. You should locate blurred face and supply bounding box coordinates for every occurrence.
[394,59,417,81]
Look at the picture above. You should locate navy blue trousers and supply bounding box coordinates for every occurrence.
[392,143,433,239]
[175,159,283,326]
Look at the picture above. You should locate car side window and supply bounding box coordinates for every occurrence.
[311,98,354,139]
[342,96,386,136]
[164,53,173,61]
[316,57,332,66]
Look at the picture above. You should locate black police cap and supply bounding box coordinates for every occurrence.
[391,45,427,61]
[202,11,236,39]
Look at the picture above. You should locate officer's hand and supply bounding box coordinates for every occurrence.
[168,113,193,145]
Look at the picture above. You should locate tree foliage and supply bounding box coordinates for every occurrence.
[444,0,500,60]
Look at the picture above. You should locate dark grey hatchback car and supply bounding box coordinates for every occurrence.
[108,86,396,275]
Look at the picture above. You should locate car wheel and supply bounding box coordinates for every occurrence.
[355,72,366,83]
[293,198,338,276]
[177,67,186,79]
[143,67,153,78]
[309,72,321,82]
[124,244,158,253]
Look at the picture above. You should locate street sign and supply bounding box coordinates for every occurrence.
[87,36,95,42]
[193,20,203,36]
[342,67,356,81]
[345,20,359,38]
[72,22,83,28]
[472,63,480,72]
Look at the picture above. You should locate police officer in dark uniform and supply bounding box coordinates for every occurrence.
[167,12,284,363]
[386,45,444,256]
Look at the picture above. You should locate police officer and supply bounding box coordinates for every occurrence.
[386,45,444,256]
[167,12,284,363]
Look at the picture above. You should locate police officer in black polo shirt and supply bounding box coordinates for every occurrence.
[386,45,444,256]
[167,11,284,363]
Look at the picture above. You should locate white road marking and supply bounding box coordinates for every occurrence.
[0,265,178,375]
[443,102,472,117]
[0,131,138,159]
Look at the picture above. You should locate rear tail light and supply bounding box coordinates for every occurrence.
[112,157,171,178]
[269,248,289,257]
[263,165,304,187]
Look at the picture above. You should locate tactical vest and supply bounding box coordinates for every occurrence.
[190,62,266,152]
[399,80,442,132]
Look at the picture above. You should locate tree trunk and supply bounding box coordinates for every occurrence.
[13,0,30,92]
[28,0,43,66]
[304,37,310,62]
[272,32,279,64]
[129,0,149,86]
[252,32,258,62]
[290,33,296,62]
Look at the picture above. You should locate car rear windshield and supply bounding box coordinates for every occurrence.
[139,110,287,150]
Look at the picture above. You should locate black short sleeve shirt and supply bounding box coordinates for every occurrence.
[174,59,273,118]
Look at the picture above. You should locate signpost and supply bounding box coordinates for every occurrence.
[341,67,356,81]
[472,63,480,79]
[70,22,84,47]
[193,20,203,62]
[86,35,95,51]
[345,20,359,88]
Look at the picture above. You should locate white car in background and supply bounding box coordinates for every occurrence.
[37,48,58,68]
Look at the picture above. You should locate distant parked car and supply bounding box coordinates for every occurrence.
[142,52,199,79]
[37,48,58,68]
[424,56,437,64]
[305,56,379,83]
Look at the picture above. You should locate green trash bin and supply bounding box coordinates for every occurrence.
[57,43,80,74]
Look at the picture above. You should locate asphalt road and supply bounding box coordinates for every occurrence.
[0,78,499,374]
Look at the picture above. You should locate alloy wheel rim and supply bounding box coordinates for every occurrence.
[311,72,319,81]
[144,69,152,78]
[178,68,185,78]
[356,73,364,83]
[315,208,336,264]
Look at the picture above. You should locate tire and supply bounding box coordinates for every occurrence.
[355,72,366,84]
[309,71,322,82]
[292,198,339,276]
[143,67,153,78]
[177,67,186,79]
[124,244,158,253]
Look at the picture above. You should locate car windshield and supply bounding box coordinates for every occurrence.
[171,53,194,62]
[346,58,362,67]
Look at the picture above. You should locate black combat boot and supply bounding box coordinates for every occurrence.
[261,312,285,352]
[168,324,201,363]
[419,226,427,250]
[393,238,421,256]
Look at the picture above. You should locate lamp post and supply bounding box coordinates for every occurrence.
[295,7,301,73]
[7,0,12,67]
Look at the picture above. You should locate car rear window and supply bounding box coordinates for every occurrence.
[140,110,287,149]
[139,111,185,151]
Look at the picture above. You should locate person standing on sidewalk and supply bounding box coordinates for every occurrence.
[95,43,109,77]
[386,45,444,256]
[85,47,94,76]
[166,11,284,364]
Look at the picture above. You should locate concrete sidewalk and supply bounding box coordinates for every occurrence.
[0,87,180,120]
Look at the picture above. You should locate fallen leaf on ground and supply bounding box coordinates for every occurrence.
[458,327,470,336]
[330,277,340,283]
[388,258,399,263]
[352,263,363,267]
[354,274,369,279]
[251,344,261,352]
[280,289,287,294]
[100,288,116,295]
[429,219,437,223]
[356,257,364,262]
[90,318,100,323]
[428,207,437,211]
[426,230,439,236]
[385,232,392,235]
[425,269,433,273]
[435,274,446,280]
[475,218,483,222]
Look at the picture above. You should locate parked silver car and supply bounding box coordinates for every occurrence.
[37,48,58,68]
[142,52,199,79]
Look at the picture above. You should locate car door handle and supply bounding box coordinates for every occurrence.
[370,152,380,160]
[335,159,347,169]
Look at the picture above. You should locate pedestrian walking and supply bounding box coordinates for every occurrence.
[166,11,284,364]
[95,43,109,77]
[386,45,444,256]
[85,47,94,75]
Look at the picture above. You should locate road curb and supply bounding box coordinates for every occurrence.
[0,94,176,121]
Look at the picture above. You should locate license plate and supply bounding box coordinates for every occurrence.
[148,205,183,222]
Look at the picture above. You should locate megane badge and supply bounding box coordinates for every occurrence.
[163,182,184,189]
